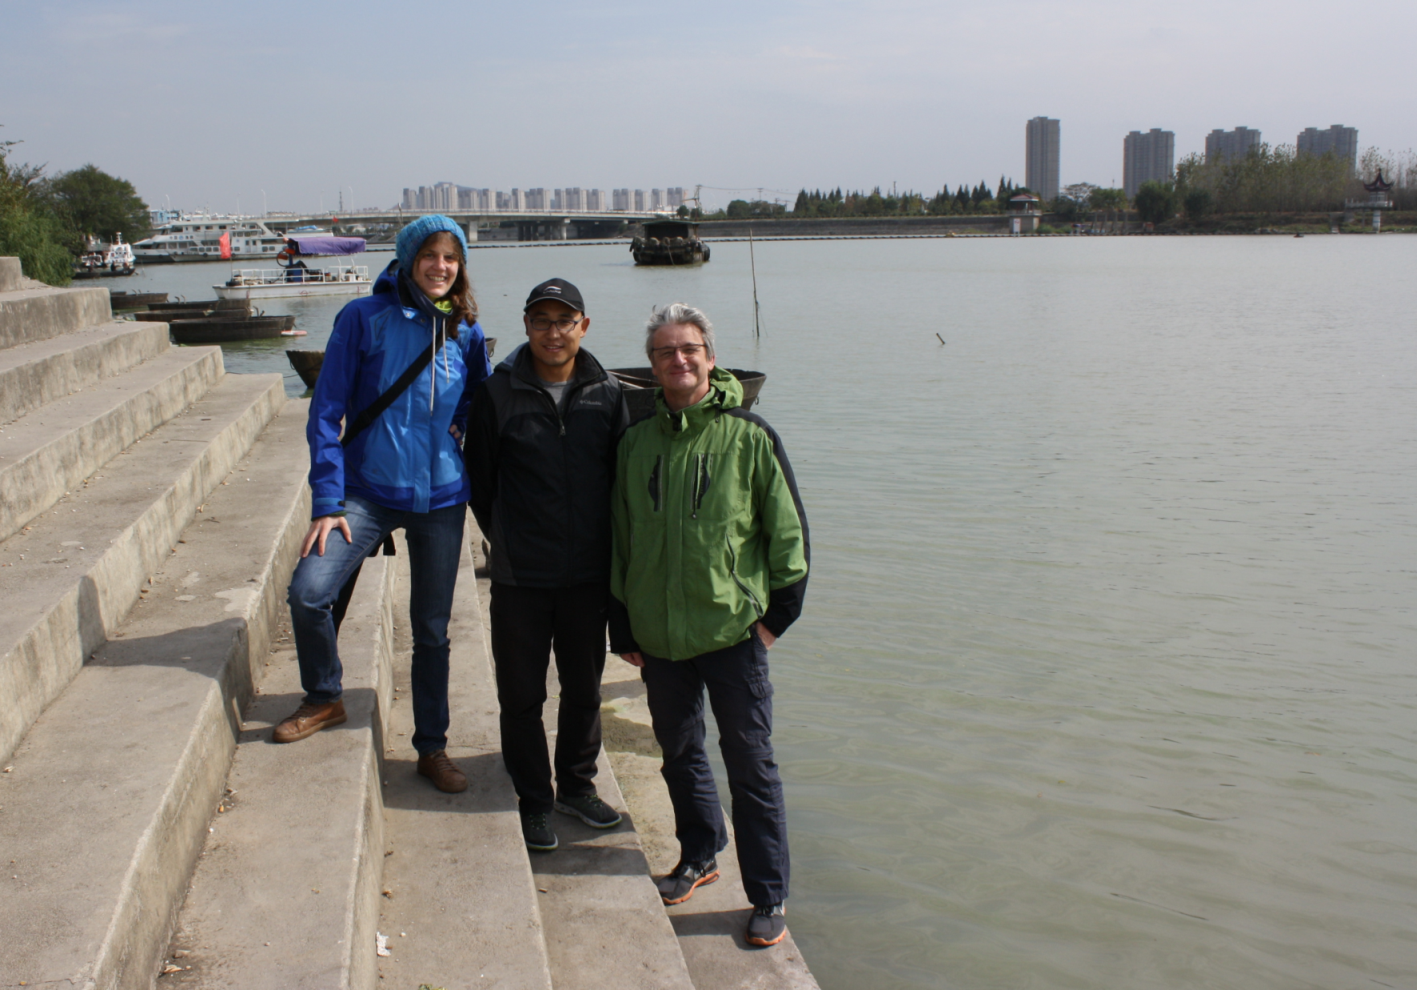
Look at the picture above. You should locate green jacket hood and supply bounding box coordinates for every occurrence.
[655,366,742,434]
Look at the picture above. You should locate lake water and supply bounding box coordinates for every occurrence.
[114,237,1417,988]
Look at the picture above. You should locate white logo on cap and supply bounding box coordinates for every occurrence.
[545,286,561,294]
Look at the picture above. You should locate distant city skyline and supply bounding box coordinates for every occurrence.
[399,184,686,213]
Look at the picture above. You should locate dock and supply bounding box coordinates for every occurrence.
[0,255,817,989]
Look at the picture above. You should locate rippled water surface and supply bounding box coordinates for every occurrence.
[124,237,1417,988]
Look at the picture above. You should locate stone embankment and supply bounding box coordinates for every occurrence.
[0,256,817,989]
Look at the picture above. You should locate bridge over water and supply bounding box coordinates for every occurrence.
[265,208,666,242]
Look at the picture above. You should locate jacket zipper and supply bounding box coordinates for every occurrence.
[725,537,764,617]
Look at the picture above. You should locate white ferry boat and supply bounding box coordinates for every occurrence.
[132,215,287,264]
[214,234,373,300]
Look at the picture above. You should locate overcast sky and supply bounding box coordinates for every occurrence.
[4,0,1413,213]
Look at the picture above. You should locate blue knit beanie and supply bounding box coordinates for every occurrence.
[396,214,468,275]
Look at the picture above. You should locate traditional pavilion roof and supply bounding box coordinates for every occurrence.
[1363,170,1393,193]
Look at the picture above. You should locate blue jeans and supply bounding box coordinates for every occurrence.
[287,494,465,755]
[641,630,789,907]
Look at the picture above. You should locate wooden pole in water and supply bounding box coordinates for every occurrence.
[749,226,761,340]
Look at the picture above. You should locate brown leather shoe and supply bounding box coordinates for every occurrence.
[417,750,468,793]
[272,700,347,743]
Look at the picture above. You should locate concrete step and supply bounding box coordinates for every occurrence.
[467,541,695,990]
[0,319,171,425]
[0,257,21,292]
[0,373,285,765]
[375,535,554,990]
[0,343,224,543]
[0,283,112,349]
[168,552,394,990]
[0,398,311,990]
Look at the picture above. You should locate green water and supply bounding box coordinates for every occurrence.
[117,237,1417,988]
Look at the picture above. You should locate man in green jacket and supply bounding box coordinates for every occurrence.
[609,302,809,948]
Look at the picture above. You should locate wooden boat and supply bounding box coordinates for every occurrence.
[631,219,710,266]
[134,302,254,323]
[168,314,296,344]
[285,336,498,391]
[108,291,169,310]
[609,367,764,419]
[156,298,251,313]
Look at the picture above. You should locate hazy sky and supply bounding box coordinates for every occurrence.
[4,0,1413,213]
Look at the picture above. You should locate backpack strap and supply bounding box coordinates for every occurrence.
[341,337,443,448]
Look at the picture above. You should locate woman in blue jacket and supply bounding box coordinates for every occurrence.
[276,215,491,794]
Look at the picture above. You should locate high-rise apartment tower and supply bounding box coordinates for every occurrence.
[1297,125,1359,170]
[1205,127,1261,163]
[1025,117,1061,202]
[1123,129,1176,198]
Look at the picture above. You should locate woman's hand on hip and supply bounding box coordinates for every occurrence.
[301,515,353,558]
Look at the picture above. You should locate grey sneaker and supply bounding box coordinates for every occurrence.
[554,793,622,829]
[521,811,559,852]
[657,857,719,905]
[746,902,786,947]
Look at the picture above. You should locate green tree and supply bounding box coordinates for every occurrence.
[1183,187,1213,219]
[0,136,72,285]
[1134,181,1176,223]
[42,164,150,246]
[1088,187,1127,211]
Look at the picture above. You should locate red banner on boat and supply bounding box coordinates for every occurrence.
[219,231,231,260]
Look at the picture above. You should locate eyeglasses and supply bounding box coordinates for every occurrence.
[528,315,583,332]
[650,344,707,361]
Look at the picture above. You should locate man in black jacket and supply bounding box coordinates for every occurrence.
[465,278,630,851]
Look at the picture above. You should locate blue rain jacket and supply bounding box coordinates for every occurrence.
[306,263,492,517]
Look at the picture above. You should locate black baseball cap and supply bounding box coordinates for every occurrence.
[524,277,585,314]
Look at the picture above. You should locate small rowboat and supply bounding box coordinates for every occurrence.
[285,336,499,390]
[153,298,251,313]
[609,367,765,420]
[168,314,296,344]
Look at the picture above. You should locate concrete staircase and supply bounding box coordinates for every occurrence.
[0,257,815,990]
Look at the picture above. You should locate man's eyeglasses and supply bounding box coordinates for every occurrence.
[650,344,707,361]
[528,315,582,332]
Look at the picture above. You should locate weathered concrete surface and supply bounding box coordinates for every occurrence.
[467,539,695,990]
[0,344,225,541]
[603,673,821,989]
[376,534,554,990]
[0,283,112,348]
[0,319,170,425]
[0,374,285,765]
[0,256,21,292]
[0,400,311,990]
[169,553,393,990]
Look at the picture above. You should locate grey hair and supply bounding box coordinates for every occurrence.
[644,302,715,360]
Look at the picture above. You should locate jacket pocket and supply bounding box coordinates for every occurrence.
[648,455,663,512]
[726,537,763,618]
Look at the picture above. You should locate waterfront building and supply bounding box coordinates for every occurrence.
[509,188,525,212]
[1025,116,1061,202]
[613,188,631,211]
[526,188,548,211]
[667,187,685,209]
[563,187,584,211]
[1123,128,1175,198]
[634,189,647,211]
[401,188,416,210]
[1205,127,1261,163]
[586,189,605,211]
[650,188,664,210]
[1297,125,1359,169]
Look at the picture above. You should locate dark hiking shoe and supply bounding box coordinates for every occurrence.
[745,902,787,947]
[521,811,559,852]
[416,750,468,793]
[656,858,719,905]
[554,793,622,829]
[272,700,346,743]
